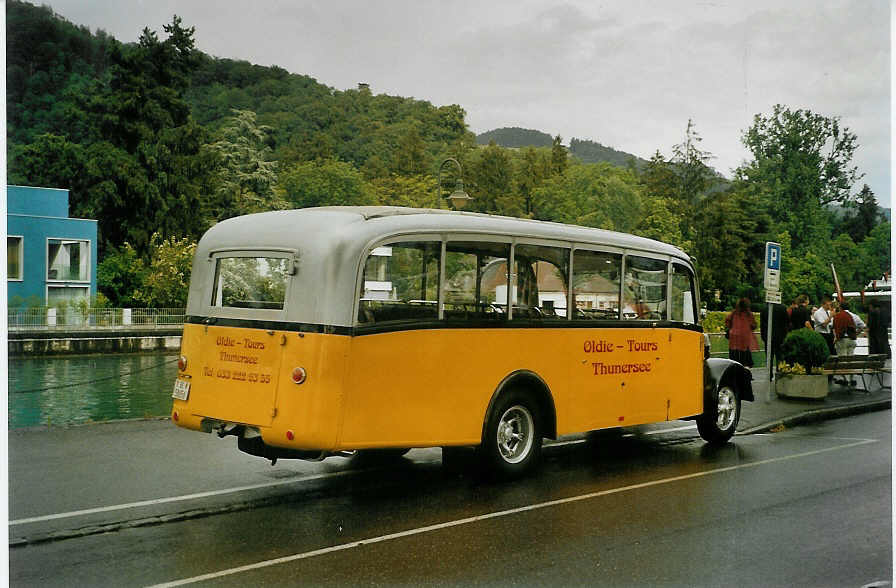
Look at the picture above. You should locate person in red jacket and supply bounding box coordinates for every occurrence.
[833,301,858,386]
[725,298,759,367]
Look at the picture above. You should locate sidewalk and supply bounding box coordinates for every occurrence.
[737,364,891,434]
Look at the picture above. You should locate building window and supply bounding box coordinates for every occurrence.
[48,285,90,305]
[47,239,89,282]
[8,236,23,280]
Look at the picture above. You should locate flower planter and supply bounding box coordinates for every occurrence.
[775,373,828,399]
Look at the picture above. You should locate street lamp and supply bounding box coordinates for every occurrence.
[436,158,472,210]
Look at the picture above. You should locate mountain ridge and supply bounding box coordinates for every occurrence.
[476,126,648,169]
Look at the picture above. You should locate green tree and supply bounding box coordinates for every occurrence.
[394,127,427,175]
[692,190,759,308]
[842,184,882,243]
[634,197,692,253]
[97,242,146,307]
[737,104,861,253]
[278,158,374,208]
[671,119,716,207]
[516,147,551,215]
[205,109,285,221]
[369,174,436,208]
[533,162,643,232]
[641,151,678,202]
[469,141,513,214]
[8,133,85,188]
[550,134,567,176]
[857,222,891,285]
[136,233,197,307]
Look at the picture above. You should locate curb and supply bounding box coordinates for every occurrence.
[737,399,891,435]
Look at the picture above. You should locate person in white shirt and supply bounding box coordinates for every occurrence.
[847,308,866,334]
[812,296,834,356]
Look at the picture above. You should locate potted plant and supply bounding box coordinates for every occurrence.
[776,328,830,399]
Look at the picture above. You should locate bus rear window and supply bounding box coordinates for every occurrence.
[212,257,290,310]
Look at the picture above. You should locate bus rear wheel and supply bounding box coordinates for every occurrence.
[481,391,542,477]
[696,384,740,445]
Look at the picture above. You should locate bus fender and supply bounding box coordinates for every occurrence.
[703,358,754,403]
[483,370,558,441]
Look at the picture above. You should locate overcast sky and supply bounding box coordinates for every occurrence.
[45,0,891,207]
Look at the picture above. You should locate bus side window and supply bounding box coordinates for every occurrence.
[358,241,440,324]
[512,244,569,319]
[444,242,510,320]
[622,255,667,320]
[670,263,696,323]
[573,250,621,320]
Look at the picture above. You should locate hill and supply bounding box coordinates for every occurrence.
[568,137,648,169]
[476,127,553,148]
[476,127,648,170]
[6,0,474,175]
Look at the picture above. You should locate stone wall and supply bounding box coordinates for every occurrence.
[9,329,182,356]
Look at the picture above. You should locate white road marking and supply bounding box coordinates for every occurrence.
[9,470,365,526]
[150,438,877,587]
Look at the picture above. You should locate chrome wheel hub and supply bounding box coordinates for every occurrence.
[716,387,737,431]
[496,405,534,464]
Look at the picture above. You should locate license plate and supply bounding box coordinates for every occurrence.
[172,378,191,401]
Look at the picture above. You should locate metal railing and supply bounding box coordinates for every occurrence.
[8,307,186,331]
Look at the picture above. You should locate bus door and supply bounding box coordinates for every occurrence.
[569,249,630,431]
[187,254,293,427]
[619,254,671,424]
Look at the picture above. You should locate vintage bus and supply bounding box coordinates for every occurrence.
[171,207,753,476]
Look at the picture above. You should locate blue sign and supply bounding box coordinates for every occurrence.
[766,242,781,271]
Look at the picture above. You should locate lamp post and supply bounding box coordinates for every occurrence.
[436,158,472,210]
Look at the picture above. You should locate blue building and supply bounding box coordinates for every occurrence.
[7,185,98,305]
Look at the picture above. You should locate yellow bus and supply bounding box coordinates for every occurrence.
[171,206,753,476]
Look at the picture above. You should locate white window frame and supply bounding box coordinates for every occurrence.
[7,235,24,281]
[45,237,91,284]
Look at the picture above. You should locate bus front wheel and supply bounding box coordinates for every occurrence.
[696,384,740,445]
[481,391,543,477]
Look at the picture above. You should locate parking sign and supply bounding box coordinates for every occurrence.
[764,242,781,291]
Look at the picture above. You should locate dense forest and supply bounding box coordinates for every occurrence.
[6,1,890,310]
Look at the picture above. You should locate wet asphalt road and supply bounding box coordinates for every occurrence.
[9,412,892,587]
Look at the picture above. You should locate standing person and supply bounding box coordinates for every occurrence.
[789,294,812,332]
[812,296,835,356]
[846,304,867,354]
[761,301,789,378]
[726,298,758,367]
[833,302,858,386]
[867,299,889,356]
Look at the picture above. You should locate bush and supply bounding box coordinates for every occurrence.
[703,311,726,333]
[780,328,829,371]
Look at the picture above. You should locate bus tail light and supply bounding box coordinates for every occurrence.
[286,430,295,441]
[292,367,307,385]
[173,410,179,422]
[178,355,188,371]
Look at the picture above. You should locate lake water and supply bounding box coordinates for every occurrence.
[8,353,179,429]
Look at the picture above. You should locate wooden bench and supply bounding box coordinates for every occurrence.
[822,353,890,392]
